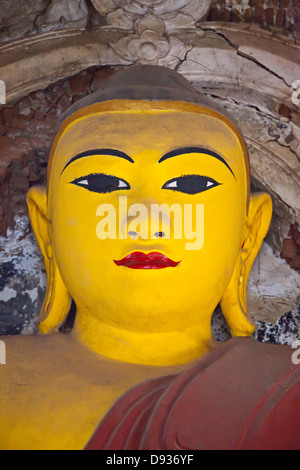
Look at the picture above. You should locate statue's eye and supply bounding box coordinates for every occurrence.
[162,175,220,194]
[70,174,130,193]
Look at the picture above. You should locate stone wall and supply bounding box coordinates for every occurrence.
[209,0,300,33]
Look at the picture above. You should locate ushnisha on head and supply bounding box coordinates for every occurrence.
[27,66,272,366]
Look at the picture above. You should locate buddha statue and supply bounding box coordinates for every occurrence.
[0,66,299,450]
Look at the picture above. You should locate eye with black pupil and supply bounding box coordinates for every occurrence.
[70,174,130,193]
[162,175,220,194]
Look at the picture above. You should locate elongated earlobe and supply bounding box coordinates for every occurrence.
[27,186,71,333]
[220,193,273,337]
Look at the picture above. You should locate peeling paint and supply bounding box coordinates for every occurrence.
[0,215,47,335]
[247,242,300,323]
[1,287,17,302]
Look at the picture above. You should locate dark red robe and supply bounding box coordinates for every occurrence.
[85,338,300,450]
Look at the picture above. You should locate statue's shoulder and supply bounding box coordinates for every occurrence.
[86,338,300,450]
[0,333,77,370]
[212,336,296,371]
[0,333,132,450]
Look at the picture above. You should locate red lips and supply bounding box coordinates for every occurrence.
[114,252,180,269]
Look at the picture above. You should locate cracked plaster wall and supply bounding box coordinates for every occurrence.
[0,0,103,44]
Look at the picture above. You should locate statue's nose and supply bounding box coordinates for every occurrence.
[120,201,172,240]
[128,230,166,240]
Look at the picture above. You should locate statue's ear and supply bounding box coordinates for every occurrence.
[27,186,71,333]
[220,193,273,337]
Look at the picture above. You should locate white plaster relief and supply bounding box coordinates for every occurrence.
[109,13,191,65]
[90,0,212,30]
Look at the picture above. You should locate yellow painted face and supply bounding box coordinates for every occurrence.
[48,101,248,336]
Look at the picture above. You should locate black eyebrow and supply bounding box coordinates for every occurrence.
[158,147,235,179]
[61,148,134,175]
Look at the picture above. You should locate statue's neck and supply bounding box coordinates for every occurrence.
[73,310,215,366]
